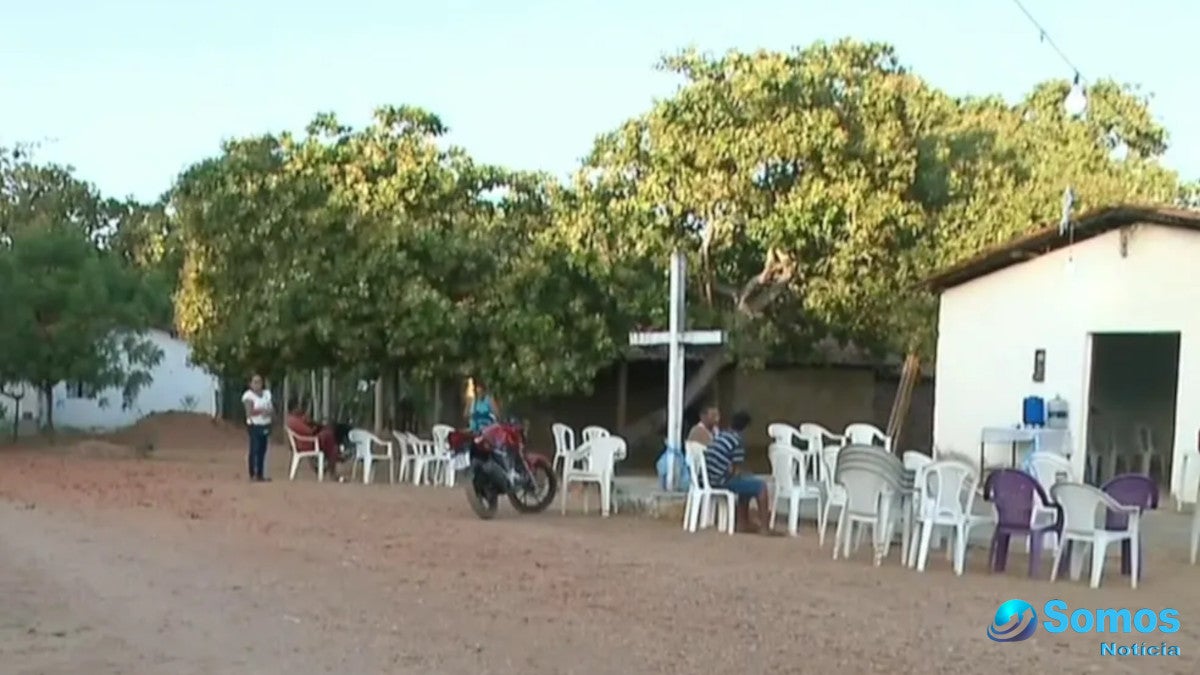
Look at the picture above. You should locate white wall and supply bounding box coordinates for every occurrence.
[933,224,1200,504]
[52,330,219,431]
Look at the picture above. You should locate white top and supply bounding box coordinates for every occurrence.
[242,389,273,425]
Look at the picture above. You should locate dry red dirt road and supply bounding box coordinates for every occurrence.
[1,416,1198,674]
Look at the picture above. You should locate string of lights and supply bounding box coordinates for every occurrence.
[1008,0,1088,116]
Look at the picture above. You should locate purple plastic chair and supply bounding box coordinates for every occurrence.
[983,469,1062,578]
[1101,474,1159,580]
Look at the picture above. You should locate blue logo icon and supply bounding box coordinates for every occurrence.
[988,599,1039,642]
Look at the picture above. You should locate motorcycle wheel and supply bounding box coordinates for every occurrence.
[465,470,499,520]
[508,462,558,514]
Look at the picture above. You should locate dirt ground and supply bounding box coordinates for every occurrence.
[1,414,1198,674]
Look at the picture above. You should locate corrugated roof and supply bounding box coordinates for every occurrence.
[923,204,1200,293]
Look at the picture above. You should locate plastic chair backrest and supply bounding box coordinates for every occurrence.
[768,443,806,494]
[586,436,623,475]
[551,423,576,454]
[984,469,1053,529]
[839,445,904,479]
[684,444,714,492]
[1027,453,1074,491]
[1051,482,1116,536]
[844,423,889,449]
[903,451,932,473]
[921,460,978,520]
[837,466,891,516]
[799,423,842,450]
[348,428,374,457]
[285,427,307,452]
[1101,473,1158,530]
[767,423,803,448]
[432,424,453,450]
[582,426,610,444]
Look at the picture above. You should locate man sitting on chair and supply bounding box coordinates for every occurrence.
[687,405,720,446]
[704,410,775,535]
[286,399,347,480]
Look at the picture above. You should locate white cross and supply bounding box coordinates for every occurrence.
[629,249,724,492]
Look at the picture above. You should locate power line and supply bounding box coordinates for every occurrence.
[1009,0,1084,81]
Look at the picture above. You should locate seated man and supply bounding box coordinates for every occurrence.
[704,410,775,535]
[285,399,343,480]
[687,405,720,446]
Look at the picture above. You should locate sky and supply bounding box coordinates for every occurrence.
[2,0,1196,202]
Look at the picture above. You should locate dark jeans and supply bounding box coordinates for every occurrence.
[247,424,271,479]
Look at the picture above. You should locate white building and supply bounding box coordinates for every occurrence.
[2,329,219,432]
[927,205,1200,506]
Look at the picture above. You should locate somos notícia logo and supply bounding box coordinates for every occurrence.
[988,599,1039,642]
[987,599,1182,656]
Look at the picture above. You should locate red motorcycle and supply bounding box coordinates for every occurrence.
[449,421,558,520]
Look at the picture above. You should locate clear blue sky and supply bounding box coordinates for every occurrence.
[2,0,1195,202]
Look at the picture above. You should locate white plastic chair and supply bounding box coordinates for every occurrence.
[348,428,395,485]
[285,427,325,481]
[837,448,911,562]
[560,436,624,517]
[1049,482,1141,589]
[581,425,609,443]
[817,450,846,546]
[799,423,844,480]
[391,430,419,483]
[767,423,804,447]
[768,444,822,536]
[406,431,447,486]
[843,423,892,452]
[682,441,735,534]
[430,424,456,486]
[831,465,893,563]
[1025,452,1075,553]
[551,422,576,475]
[908,461,979,575]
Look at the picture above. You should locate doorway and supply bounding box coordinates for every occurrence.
[1085,332,1181,486]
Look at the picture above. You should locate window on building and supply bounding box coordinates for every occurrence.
[66,381,95,399]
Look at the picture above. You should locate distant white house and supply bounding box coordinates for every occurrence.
[1,329,220,432]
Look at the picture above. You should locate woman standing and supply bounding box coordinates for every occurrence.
[466,379,501,432]
[242,374,274,482]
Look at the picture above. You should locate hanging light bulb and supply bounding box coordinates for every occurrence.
[1064,73,1088,117]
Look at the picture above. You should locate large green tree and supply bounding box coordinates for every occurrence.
[173,107,618,414]
[563,40,1181,443]
[0,150,164,430]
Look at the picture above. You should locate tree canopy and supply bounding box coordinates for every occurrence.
[0,148,164,429]
[0,39,1190,435]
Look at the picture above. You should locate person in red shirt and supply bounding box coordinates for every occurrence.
[285,399,342,479]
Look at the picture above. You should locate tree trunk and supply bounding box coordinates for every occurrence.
[373,376,386,433]
[320,368,332,423]
[281,374,290,423]
[619,350,730,447]
[0,387,24,442]
[309,370,319,417]
[41,382,54,432]
[11,394,21,442]
[431,378,443,426]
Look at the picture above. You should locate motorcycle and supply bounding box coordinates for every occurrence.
[449,420,558,520]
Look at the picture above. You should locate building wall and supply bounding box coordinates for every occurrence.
[524,361,934,471]
[934,223,1200,504]
[51,330,220,431]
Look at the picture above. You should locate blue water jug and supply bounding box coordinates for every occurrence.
[1022,396,1046,427]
